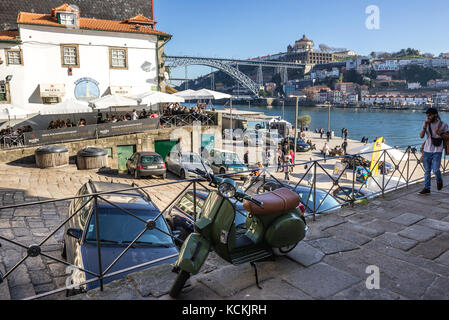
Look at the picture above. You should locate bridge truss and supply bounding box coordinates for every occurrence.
[165,56,304,97]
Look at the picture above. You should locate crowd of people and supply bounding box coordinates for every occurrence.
[163,103,208,116]
[0,124,33,147]
[47,119,85,129]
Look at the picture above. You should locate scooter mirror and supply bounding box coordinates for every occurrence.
[218,179,236,198]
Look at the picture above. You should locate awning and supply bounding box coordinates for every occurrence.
[40,84,65,97]
[110,86,132,96]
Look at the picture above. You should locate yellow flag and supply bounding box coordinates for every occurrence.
[370,137,383,177]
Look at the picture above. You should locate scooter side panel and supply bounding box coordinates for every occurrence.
[210,198,236,262]
[264,211,307,248]
[175,233,211,275]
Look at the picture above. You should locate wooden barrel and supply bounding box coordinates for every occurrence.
[35,145,69,169]
[76,147,108,170]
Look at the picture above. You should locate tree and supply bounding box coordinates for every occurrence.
[378,52,391,59]
[298,115,312,131]
[399,65,441,86]
[370,52,377,59]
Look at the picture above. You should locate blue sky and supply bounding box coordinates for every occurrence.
[154,0,449,80]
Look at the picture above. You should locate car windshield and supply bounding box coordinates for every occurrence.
[222,153,243,164]
[85,208,174,247]
[141,155,163,164]
[181,154,202,163]
[294,187,341,213]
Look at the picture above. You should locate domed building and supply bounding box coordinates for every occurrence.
[286,34,334,65]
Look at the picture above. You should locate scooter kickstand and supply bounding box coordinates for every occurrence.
[250,262,263,290]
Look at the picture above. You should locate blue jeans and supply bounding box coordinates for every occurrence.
[422,152,443,190]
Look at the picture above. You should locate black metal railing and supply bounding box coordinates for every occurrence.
[0,143,447,300]
[159,113,217,128]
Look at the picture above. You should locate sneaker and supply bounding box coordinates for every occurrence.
[418,188,431,195]
[437,180,443,191]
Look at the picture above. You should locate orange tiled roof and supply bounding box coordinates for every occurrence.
[17,12,170,38]
[125,14,155,25]
[51,4,79,17]
[0,30,20,42]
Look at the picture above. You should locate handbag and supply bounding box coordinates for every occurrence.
[429,122,443,147]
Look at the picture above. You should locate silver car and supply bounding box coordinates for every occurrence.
[165,151,213,179]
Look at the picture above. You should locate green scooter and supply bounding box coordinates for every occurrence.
[169,166,308,298]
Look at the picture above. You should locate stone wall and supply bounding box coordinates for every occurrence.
[0,0,154,30]
[0,125,222,171]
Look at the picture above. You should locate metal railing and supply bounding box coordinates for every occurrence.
[0,143,447,300]
[159,112,217,128]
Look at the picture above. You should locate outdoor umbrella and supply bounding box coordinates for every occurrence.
[0,105,31,120]
[130,91,185,105]
[39,99,93,115]
[173,89,198,100]
[89,94,138,110]
[347,142,408,162]
[174,89,231,100]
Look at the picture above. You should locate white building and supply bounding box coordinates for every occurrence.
[408,82,421,90]
[0,3,171,112]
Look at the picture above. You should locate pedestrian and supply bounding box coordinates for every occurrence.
[277,147,283,172]
[326,130,331,142]
[320,128,324,139]
[344,128,348,139]
[342,139,348,155]
[243,149,249,165]
[418,107,448,195]
[283,156,290,180]
[341,128,345,138]
[322,143,330,163]
[131,109,138,121]
[289,149,295,172]
[361,136,365,143]
[263,148,271,167]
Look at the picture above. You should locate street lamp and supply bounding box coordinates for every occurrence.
[289,94,307,158]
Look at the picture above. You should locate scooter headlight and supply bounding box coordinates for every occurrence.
[218,181,236,198]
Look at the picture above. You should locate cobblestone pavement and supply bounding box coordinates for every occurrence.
[1,156,449,300]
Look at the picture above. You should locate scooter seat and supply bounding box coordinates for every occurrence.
[243,187,300,216]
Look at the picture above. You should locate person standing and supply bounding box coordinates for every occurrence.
[344,128,349,139]
[289,149,295,172]
[277,147,283,172]
[322,143,330,163]
[418,108,448,195]
[283,156,290,180]
[320,128,324,139]
[326,130,331,142]
[243,150,249,166]
[341,128,345,138]
[342,139,348,155]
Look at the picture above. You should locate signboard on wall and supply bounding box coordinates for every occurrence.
[24,118,159,146]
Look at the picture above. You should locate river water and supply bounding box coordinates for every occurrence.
[212,104,449,149]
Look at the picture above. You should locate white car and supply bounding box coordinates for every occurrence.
[165,151,213,179]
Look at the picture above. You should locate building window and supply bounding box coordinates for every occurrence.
[42,97,60,104]
[59,13,76,26]
[60,44,80,68]
[5,49,23,65]
[109,47,128,69]
[0,84,7,101]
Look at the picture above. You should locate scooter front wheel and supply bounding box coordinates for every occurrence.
[169,270,190,298]
[272,243,298,256]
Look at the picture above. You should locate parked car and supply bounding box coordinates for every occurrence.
[285,137,311,152]
[243,178,341,214]
[263,131,284,146]
[165,151,213,179]
[126,152,166,179]
[209,148,250,180]
[332,186,376,205]
[62,181,178,294]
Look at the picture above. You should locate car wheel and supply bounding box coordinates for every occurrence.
[219,167,226,175]
[179,169,186,180]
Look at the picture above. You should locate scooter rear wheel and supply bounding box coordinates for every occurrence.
[272,243,298,256]
[169,270,190,298]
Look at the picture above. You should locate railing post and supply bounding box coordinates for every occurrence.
[382,151,386,197]
[351,157,356,206]
[406,147,410,188]
[313,161,317,221]
[94,195,104,291]
[193,181,197,222]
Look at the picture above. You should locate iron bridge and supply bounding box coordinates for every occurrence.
[165,56,305,97]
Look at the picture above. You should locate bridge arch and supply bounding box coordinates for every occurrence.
[165,56,260,97]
